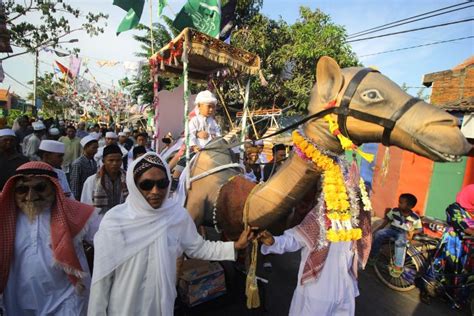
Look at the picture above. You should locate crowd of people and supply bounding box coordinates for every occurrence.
[1,89,471,316]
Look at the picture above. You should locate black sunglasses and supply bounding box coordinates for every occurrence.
[15,182,48,194]
[138,178,170,191]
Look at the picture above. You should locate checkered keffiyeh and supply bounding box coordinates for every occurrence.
[0,162,94,294]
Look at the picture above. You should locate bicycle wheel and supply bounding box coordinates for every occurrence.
[374,242,421,291]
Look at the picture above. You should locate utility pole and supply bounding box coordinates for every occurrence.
[33,48,38,116]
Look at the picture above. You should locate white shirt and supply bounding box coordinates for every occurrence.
[3,211,97,316]
[54,167,74,199]
[24,134,41,161]
[88,207,235,316]
[261,229,359,316]
[189,114,221,148]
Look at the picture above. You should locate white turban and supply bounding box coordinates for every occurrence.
[39,140,65,154]
[194,90,217,105]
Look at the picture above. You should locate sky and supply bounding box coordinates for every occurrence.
[1,0,473,101]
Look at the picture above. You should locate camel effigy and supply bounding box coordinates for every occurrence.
[185,56,471,246]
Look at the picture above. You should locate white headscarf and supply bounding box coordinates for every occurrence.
[92,152,181,286]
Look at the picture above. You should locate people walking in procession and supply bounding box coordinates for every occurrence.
[0,128,29,191]
[88,152,254,315]
[0,162,98,316]
[23,121,46,161]
[70,135,99,200]
[59,125,82,177]
[81,144,128,219]
[38,140,74,198]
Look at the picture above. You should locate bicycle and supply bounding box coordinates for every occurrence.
[373,217,474,313]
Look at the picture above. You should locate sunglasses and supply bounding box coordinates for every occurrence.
[138,178,169,191]
[15,182,48,194]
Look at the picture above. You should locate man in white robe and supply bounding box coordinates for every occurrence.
[0,162,98,315]
[257,207,372,316]
[88,152,254,315]
[38,139,74,198]
[94,132,128,169]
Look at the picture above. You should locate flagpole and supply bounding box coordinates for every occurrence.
[182,34,190,190]
[149,0,154,55]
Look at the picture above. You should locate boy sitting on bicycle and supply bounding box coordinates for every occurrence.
[370,193,423,274]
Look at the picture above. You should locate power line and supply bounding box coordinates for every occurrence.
[348,4,474,39]
[348,1,472,37]
[358,35,474,57]
[347,18,474,43]
[4,72,32,90]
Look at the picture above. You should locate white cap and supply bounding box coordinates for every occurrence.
[39,140,65,154]
[32,121,46,131]
[105,132,118,139]
[0,128,16,137]
[118,132,127,137]
[123,128,131,133]
[194,90,217,105]
[49,128,60,136]
[255,139,264,146]
[80,135,97,147]
[89,132,101,140]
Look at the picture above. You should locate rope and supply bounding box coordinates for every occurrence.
[243,184,261,309]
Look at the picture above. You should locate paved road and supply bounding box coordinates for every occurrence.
[177,250,470,316]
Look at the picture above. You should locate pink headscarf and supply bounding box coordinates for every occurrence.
[456,184,474,213]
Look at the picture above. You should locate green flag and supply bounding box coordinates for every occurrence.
[158,0,168,17]
[114,0,145,35]
[172,0,221,38]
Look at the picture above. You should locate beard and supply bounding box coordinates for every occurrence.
[17,198,54,223]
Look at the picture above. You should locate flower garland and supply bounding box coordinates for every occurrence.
[359,178,372,212]
[293,130,363,242]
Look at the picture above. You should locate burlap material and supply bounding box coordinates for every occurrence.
[215,176,256,241]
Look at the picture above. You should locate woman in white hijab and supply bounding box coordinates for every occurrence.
[88,152,253,315]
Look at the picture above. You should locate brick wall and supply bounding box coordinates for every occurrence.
[427,64,474,106]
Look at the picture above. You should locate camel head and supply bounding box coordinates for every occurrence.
[305,56,471,162]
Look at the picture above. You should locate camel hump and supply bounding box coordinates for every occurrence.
[215,175,257,241]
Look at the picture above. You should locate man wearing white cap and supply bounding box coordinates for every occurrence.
[47,127,61,141]
[0,128,29,190]
[94,132,128,169]
[59,125,81,177]
[23,121,46,161]
[70,135,99,200]
[38,140,73,198]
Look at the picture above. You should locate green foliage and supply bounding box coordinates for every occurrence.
[231,7,359,112]
[3,0,108,59]
[27,72,71,115]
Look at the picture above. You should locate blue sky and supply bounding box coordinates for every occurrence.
[1,0,473,100]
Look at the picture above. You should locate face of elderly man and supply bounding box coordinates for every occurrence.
[135,167,169,209]
[14,176,55,222]
[105,137,117,146]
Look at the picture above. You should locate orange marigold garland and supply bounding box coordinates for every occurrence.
[293,130,368,242]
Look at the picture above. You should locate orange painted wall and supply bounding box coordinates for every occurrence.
[395,152,434,216]
[371,146,404,218]
[462,156,474,186]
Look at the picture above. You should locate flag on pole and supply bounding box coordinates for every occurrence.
[114,0,145,35]
[172,0,221,38]
[158,0,168,17]
[55,61,73,79]
[68,56,82,78]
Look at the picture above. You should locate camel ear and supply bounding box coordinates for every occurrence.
[316,56,343,103]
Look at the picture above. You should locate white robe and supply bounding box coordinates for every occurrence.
[261,229,359,316]
[88,152,236,316]
[189,114,221,148]
[3,210,98,316]
[53,167,74,199]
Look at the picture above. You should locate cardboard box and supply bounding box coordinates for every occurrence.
[178,259,226,307]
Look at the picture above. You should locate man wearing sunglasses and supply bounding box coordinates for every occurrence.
[0,162,98,315]
[88,153,255,315]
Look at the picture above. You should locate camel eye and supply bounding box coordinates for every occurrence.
[361,89,383,103]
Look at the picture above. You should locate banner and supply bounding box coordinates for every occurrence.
[114,0,145,35]
[173,0,221,38]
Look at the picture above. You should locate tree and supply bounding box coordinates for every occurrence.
[27,72,72,115]
[1,0,108,60]
[230,7,359,112]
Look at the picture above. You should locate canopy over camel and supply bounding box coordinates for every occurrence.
[185,56,471,242]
